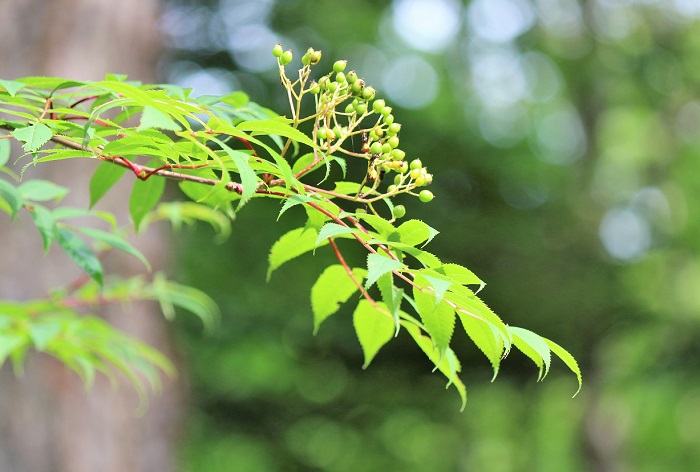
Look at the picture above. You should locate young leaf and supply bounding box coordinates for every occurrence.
[509,327,551,381]
[267,227,322,280]
[237,118,316,148]
[396,219,438,247]
[11,123,53,152]
[437,263,485,293]
[377,272,403,334]
[56,228,103,286]
[18,180,68,202]
[28,204,57,253]
[458,313,503,380]
[413,281,456,359]
[129,171,166,232]
[315,222,357,247]
[137,105,182,131]
[365,253,405,290]
[76,227,151,271]
[0,79,25,97]
[353,300,395,368]
[208,136,257,209]
[90,161,127,208]
[278,194,315,220]
[544,337,583,396]
[311,264,367,333]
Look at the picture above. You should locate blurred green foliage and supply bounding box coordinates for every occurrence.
[162,0,700,469]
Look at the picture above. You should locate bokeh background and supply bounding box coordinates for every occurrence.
[159,0,700,470]
[3,0,700,471]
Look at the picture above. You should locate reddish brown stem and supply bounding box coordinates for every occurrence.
[328,238,376,307]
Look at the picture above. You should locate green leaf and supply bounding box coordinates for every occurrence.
[208,136,257,209]
[0,333,26,366]
[311,264,367,333]
[396,219,438,247]
[90,161,127,208]
[402,321,467,411]
[267,227,322,280]
[11,123,53,152]
[28,320,62,351]
[355,213,396,239]
[0,79,25,97]
[76,227,151,271]
[129,172,165,232]
[421,274,453,304]
[438,263,485,293]
[315,222,357,247]
[377,272,403,335]
[28,204,57,253]
[56,228,103,286]
[509,327,551,381]
[237,118,315,148]
[137,105,182,131]
[458,313,503,380]
[413,279,456,359]
[278,194,314,220]
[354,300,395,368]
[146,273,219,330]
[0,179,21,218]
[18,180,68,202]
[365,253,405,290]
[544,338,583,396]
[0,139,10,167]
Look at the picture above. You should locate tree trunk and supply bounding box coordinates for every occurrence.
[0,1,185,471]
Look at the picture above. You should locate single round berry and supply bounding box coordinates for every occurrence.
[336,72,346,83]
[280,50,293,66]
[391,149,406,161]
[346,70,358,83]
[362,86,376,100]
[419,190,434,202]
[399,161,409,173]
[272,44,284,58]
[311,50,323,64]
[373,99,386,113]
[327,81,338,93]
[382,142,392,154]
[388,136,400,149]
[387,185,398,193]
[355,102,368,114]
[333,60,347,73]
[414,174,426,186]
[387,123,402,135]
[351,79,365,94]
[302,52,311,66]
[410,159,422,170]
[393,205,406,218]
[373,127,385,138]
[381,106,393,117]
[370,142,383,154]
[409,168,422,179]
[384,114,395,125]
[333,125,343,139]
[394,174,402,185]
[345,103,355,113]
[309,81,321,94]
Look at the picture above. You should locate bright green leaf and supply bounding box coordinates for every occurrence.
[11,123,53,152]
[237,118,315,148]
[0,179,21,218]
[510,327,551,381]
[28,320,62,351]
[76,227,151,271]
[353,300,395,368]
[129,171,165,232]
[397,219,438,247]
[365,253,405,290]
[413,279,456,359]
[0,139,10,167]
[18,180,68,202]
[544,338,583,396]
[137,105,182,131]
[267,227,322,280]
[208,137,257,209]
[315,222,356,247]
[28,204,56,253]
[458,313,503,380]
[311,264,367,333]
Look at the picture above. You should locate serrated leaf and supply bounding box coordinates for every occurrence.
[377,272,403,335]
[458,313,503,380]
[0,179,21,218]
[237,118,315,148]
[413,278,456,359]
[355,213,396,239]
[365,253,405,290]
[0,333,26,366]
[18,180,68,202]
[311,265,367,333]
[315,222,356,247]
[76,227,151,271]
[56,228,103,286]
[0,79,25,97]
[90,161,127,208]
[438,263,485,293]
[544,338,582,396]
[509,327,551,381]
[421,274,453,304]
[267,227,321,280]
[209,136,257,209]
[397,219,438,247]
[28,320,62,351]
[28,204,56,253]
[278,194,314,220]
[353,300,395,368]
[129,171,165,232]
[402,321,467,411]
[146,273,219,330]
[11,123,53,152]
[0,139,10,167]
[137,105,182,131]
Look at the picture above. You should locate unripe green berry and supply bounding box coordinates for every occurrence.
[333,60,347,73]
[272,44,284,58]
[370,142,383,154]
[387,185,398,193]
[309,81,321,94]
[362,86,376,100]
[410,168,422,179]
[394,174,402,185]
[391,149,406,161]
[355,102,367,114]
[336,72,346,83]
[373,99,386,113]
[419,190,434,202]
[382,142,392,154]
[373,127,384,138]
[302,52,311,66]
[384,114,395,125]
[410,159,422,170]
[345,103,355,113]
[311,50,322,64]
[415,174,426,186]
[392,204,406,218]
[351,79,365,94]
[399,161,409,173]
[388,136,400,149]
[381,152,392,161]
[280,50,293,66]
[381,106,393,117]
[346,70,358,83]
[327,81,338,93]
[333,125,343,139]
[388,123,401,135]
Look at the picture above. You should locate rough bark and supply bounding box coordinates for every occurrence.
[0,1,185,471]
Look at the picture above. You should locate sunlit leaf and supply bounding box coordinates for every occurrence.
[510,326,551,381]
[56,228,103,286]
[311,264,367,333]
[267,227,322,280]
[365,253,405,290]
[413,283,456,360]
[354,300,395,368]
[129,170,165,232]
[137,105,182,131]
[18,179,68,202]
[544,337,583,396]
[0,139,10,167]
[315,222,357,247]
[11,123,52,152]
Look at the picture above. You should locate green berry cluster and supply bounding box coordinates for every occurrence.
[273,44,435,219]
